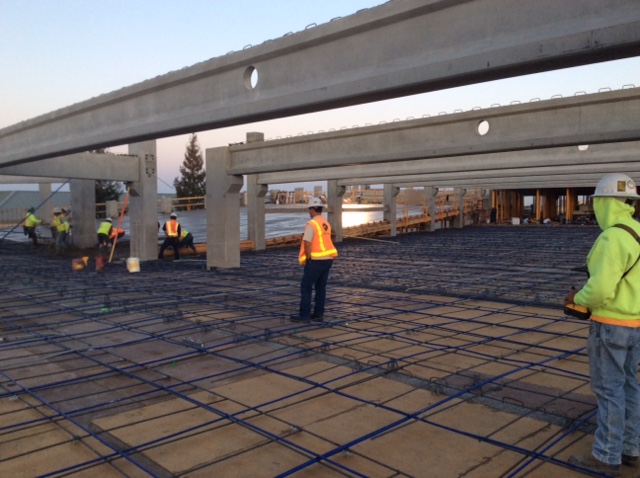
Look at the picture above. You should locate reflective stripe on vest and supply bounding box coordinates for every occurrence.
[166,220,179,237]
[298,217,338,265]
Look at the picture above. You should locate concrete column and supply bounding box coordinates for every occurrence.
[247,174,267,251]
[327,179,345,243]
[128,141,158,262]
[424,187,439,232]
[70,179,96,248]
[454,188,467,228]
[38,183,53,226]
[383,184,400,237]
[206,147,244,269]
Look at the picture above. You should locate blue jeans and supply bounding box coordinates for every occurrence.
[299,259,333,319]
[588,321,640,464]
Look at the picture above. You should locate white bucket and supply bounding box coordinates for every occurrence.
[127,257,140,273]
[511,217,521,225]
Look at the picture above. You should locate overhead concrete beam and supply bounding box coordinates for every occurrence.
[338,162,640,186]
[2,0,639,165]
[393,174,627,189]
[257,141,640,184]
[0,175,64,184]
[232,88,640,174]
[0,153,139,181]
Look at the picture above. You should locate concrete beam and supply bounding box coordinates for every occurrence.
[2,0,639,165]
[258,141,640,184]
[0,175,64,184]
[232,89,640,174]
[0,153,139,181]
[338,161,640,186]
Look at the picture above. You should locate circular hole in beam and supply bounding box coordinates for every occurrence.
[243,66,259,90]
[477,120,490,136]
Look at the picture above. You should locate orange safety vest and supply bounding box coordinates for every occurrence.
[298,216,338,265]
[166,220,179,238]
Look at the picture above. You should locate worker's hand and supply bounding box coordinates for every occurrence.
[564,288,578,306]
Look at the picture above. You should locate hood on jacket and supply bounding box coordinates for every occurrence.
[594,197,636,231]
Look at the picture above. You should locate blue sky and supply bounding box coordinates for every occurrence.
[1,0,639,193]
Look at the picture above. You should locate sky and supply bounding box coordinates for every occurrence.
[1,0,639,193]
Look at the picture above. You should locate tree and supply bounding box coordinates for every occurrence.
[174,133,206,198]
[91,148,123,203]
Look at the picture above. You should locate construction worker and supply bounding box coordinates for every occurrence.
[566,173,640,475]
[97,218,113,248]
[23,207,42,247]
[50,208,60,243]
[51,208,67,252]
[109,227,125,243]
[158,212,181,260]
[61,209,71,246]
[179,228,197,253]
[290,197,338,323]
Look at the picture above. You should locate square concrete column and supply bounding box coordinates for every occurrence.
[424,187,438,232]
[38,183,53,225]
[70,179,96,248]
[383,184,400,237]
[327,180,345,243]
[206,147,244,269]
[128,141,158,261]
[247,174,267,251]
[453,188,467,228]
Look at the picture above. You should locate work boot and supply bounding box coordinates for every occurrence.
[569,453,620,476]
[311,313,324,321]
[623,454,639,468]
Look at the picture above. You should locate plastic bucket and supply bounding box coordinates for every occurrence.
[127,257,140,273]
[511,217,521,225]
[71,258,85,271]
[96,255,106,273]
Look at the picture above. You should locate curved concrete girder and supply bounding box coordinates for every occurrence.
[233,89,640,175]
[257,141,640,184]
[2,0,640,166]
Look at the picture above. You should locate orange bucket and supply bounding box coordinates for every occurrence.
[71,258,85,271]
[96,256,106,272]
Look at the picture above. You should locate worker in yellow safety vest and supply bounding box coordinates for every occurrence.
[179,229,197,253]
[97,218,113,248]
[158,213,181,260]
[23,207,42,247]
[290,197,338,323]
[52,208,68,252]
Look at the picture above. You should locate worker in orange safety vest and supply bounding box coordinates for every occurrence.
[158,212,181,260]
[290,197,338,323]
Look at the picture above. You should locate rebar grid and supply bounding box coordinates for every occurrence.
[0,226,605,477]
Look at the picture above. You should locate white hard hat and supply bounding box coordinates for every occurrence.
[308,197,323,208]
[170,213,177,219]
[592,173,640,200]
[105,217,112,223]
[53,207,61,214]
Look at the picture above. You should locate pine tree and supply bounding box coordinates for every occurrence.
[91,148,123,203]
[174,133,206,198]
